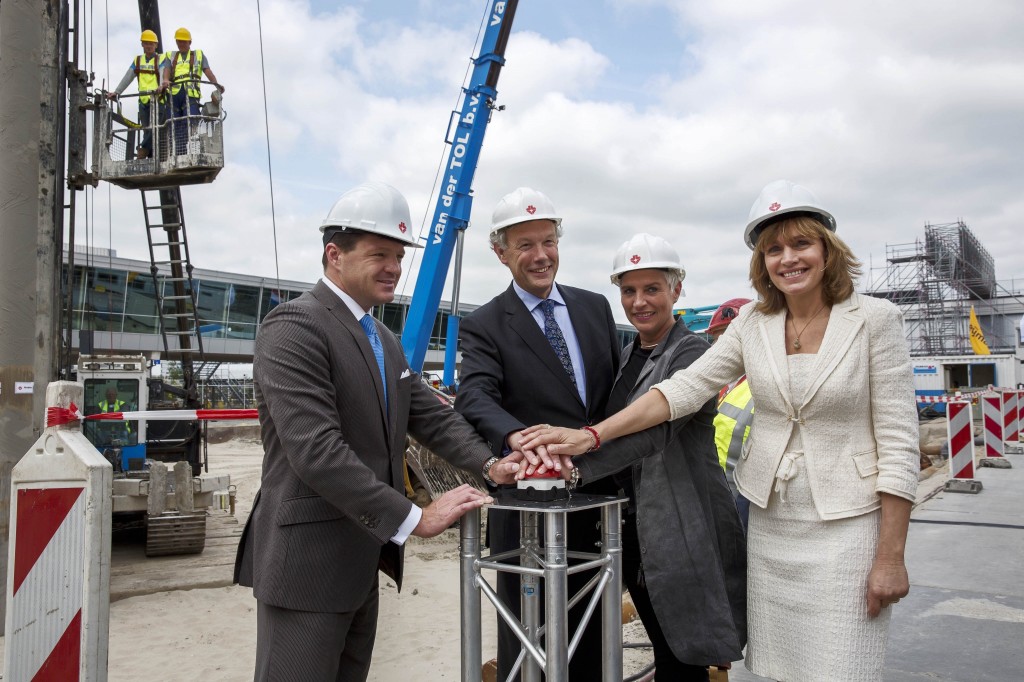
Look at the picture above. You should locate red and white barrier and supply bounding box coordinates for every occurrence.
[982,393,1005,459]
[916,388,988,404]
[1003,390,1020,443]
[5,382,111,682]
[946,401,977,480]
[46,403,258,428]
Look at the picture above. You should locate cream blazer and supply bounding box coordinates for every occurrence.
[654,293,919,520]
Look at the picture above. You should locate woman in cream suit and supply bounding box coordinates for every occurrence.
[522,180,919,681]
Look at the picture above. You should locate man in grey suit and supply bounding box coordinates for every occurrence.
[455,187,621,680]
[234,182,521,681]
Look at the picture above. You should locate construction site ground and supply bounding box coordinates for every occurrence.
[2,426,1022,680]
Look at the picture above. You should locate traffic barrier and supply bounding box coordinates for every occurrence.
[982,393,1004,459]
[4,381,112,682]
[944,401,983,493]
[1002,390,1019,443]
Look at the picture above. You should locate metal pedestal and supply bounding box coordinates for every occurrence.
[460,493,626,682]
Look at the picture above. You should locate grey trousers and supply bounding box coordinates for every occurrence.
[255,578,379,682]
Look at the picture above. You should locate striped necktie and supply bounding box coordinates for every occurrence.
[539,299,577,388]
[359,314,388,406]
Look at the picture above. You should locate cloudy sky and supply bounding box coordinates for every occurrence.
[81,0,1024,325]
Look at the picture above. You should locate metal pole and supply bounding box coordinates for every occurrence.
[521,511,542,682]
[544,511,569,682]
[601,503,624,682]
[0,0,67,636]
[460,507,482,682]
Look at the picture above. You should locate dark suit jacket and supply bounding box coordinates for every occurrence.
[455,283,620,449]
[576,320,748,664]
[234,280,492,613]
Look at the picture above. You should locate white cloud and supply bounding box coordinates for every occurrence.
[77,0,1024,328]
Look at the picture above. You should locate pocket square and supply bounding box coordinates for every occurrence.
[400,369,411,379]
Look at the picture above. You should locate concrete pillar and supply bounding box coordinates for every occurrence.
[0,0,66,634]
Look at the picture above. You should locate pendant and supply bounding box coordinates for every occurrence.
[793,338,802,350]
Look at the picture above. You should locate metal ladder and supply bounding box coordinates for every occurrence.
[140,186,206,400]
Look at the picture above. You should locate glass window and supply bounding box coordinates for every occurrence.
[76,267,127,332]
[123,271,160,332]
[259,288,303,320]
[378,302,406,336]
[82,378,140,448]
[226,284,261,336]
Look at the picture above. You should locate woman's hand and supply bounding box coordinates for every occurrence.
[865,555,909,618]
[519,424,594,457]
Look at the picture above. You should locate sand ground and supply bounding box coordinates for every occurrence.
[1,433,653,680]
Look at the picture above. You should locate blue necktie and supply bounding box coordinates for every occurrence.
[539,299,577,388]
[359,314,388,407]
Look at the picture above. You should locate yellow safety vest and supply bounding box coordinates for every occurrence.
[134,54,161,103]
[714,378,754,488]
[98,399,132,434]
[167,49,204,98]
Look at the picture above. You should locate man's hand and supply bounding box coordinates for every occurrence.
[865,555,909,618]
[411,484,493,538]
[486,452,523,486]
[105,92,118,101]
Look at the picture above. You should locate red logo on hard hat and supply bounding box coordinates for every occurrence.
[769,202,781,212]
[630,254,641,265]
[526,205,537,215]
[398,222,407,233]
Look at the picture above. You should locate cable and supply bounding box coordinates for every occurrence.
[255,0,281,290]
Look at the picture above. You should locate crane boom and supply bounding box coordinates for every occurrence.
[401,0,519,374]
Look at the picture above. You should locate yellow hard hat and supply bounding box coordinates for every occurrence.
[140,29,158,43]
[174,27,192,41]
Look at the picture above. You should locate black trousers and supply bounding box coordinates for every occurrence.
[622,508,710,682]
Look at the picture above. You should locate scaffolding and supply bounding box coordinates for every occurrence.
[866,220,1019,356]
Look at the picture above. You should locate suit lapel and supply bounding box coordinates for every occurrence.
[799,295,863,406]
[311,282,389,430]
[504,286,582,405]
[758,309,795,413]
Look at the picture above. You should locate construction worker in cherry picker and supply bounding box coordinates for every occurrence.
[159,27,224,154]
[107,29,167,160]
[708,297,754,530]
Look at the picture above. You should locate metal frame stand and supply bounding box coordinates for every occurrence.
[461,493,626,682]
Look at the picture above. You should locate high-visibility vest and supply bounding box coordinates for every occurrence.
[714,377,754,494]
[167,49,204,98]
[98,399,132,434]
[133,54,161,103]
[98,399,125,413]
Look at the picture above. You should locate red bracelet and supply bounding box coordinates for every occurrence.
[580,425,601,452]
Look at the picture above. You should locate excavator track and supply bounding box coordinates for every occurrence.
[145,510,207,556]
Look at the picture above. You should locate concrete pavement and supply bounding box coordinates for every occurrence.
[729,454,1024,681]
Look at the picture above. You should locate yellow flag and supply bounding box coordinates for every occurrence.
[969,306,990,355]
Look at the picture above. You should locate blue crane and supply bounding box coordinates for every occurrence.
[401,0,520,384]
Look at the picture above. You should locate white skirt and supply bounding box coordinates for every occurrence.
[744,454,890,681]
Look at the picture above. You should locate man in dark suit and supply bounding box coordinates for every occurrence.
[234,182,521,681]
[455,187,621,680]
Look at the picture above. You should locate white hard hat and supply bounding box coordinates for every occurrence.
[610,233,686,285]
[320,181,421,248]
[743,180,836,250]
[489,187,561,241]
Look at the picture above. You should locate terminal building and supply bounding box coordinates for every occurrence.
[65,246,638,376]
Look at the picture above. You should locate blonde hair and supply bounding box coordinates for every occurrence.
[749,215,861,314]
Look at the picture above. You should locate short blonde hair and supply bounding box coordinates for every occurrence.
[749,215,861,314]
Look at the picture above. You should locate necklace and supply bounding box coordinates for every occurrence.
[788,303,827,350]
[639,341,658,350]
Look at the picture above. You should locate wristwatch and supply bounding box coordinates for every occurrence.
[481,456,501,486]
